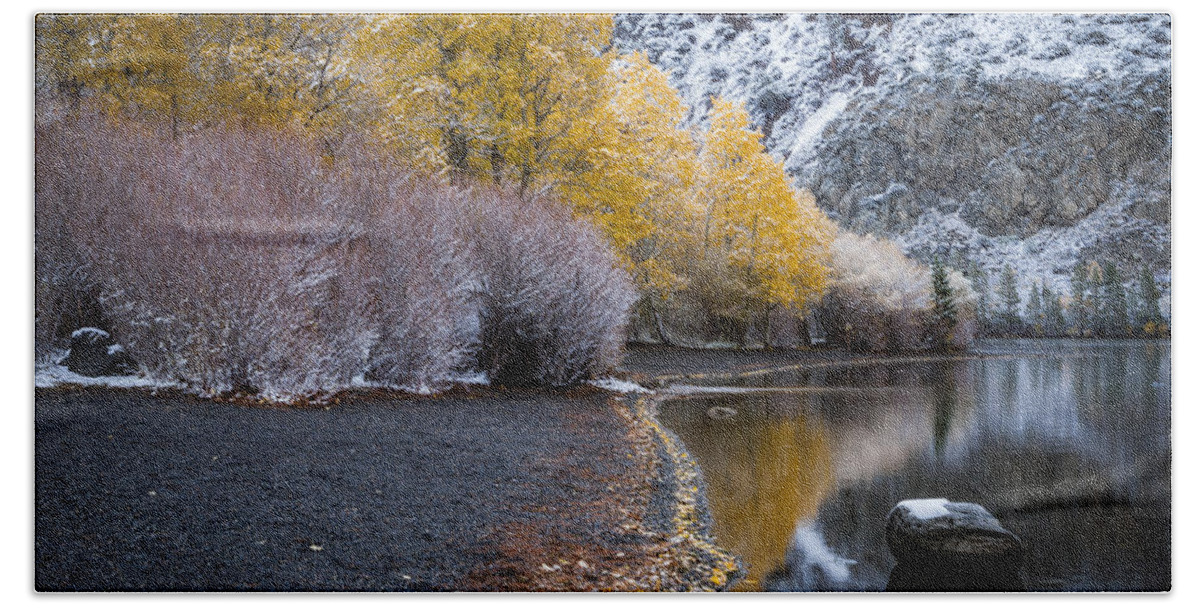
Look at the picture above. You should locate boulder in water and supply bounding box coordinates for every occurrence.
[885,498,1025,591]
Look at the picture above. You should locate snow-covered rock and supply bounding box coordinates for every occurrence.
[59,327,137,377]
[885,498,1024,591]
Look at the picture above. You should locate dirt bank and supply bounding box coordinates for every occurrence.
[621,343,1003,384]
[35,385,738,591]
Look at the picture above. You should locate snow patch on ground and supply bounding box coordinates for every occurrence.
[38,359,492,400]
[35,358,180,391]
[589,377,652,394]
[897,497,951,520]
[447,371,490,386]
[787,90,852,171]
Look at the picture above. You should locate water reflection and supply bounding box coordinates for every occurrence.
[657,340,1170,591]
[664,397,835,589]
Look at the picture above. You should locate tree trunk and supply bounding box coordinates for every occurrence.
[653,306,670,346]
[762,305,774,350]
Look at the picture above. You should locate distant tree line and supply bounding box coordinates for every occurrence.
[966,261,1168,339]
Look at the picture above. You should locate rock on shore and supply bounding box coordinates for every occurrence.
[60,327,137,377]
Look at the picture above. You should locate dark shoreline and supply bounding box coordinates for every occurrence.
[39,341,1160,591]
[34,382,739,591]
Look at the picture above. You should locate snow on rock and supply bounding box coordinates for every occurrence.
[786,90,852,170]
[885,499,1024,591]
[71,327,110,341]
[617,13,1169,167]
[897,180,1171,309]
[894,497,952,520]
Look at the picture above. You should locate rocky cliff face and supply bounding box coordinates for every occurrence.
[614,13,1171,306]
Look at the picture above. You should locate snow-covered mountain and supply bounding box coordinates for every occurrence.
[614,13,1171,307]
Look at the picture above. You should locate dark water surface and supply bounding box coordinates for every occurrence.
[656,339,1170,591]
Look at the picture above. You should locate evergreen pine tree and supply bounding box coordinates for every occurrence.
[1070,261,1094,337]
[968,261,991,334]
[931,258,957,348]
[1136,266,1164,334]
[997,264,1021,335]
[1025,281,1043,336]
[1100,261,1128,337]
[1043,283,1065,336]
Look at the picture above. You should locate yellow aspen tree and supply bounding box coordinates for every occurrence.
[195,15,310,129]
[35,14,111,104]
[562,52,702,340]
[191,15,367,151]
[699,96,835,341]
[353,14,494,177]
[356,14,612,196]
[66,14,203,137]
[37,15,366,148]
[472,14,613,199]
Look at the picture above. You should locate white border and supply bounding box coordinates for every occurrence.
[7,2,1192,607]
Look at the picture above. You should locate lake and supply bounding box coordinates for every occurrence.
[656,339,1171,591]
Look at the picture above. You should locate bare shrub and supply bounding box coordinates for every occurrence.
[36,108,633,396]
[38,112,373,397]
[33,197,107,361]
[337,164,479,390]
[34,108,130,361]
[465,190,636,387]
[820,232,932,352]
[818,231,979,352]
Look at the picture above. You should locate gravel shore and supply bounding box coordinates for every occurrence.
[35,383,738,591]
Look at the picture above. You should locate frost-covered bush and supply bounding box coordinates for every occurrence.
[821,232,931,352]
[466,190,635,387]
[329,150,479,391]
[33,201,107,362]
[819,231,977,352]
[36,109,633,397]
[37,112,378,397]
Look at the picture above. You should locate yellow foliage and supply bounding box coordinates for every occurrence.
[36,14,364,144]
[564,52,702,298]
[698,97,835,314]
[355,14,612,195]
[667,404,835,590]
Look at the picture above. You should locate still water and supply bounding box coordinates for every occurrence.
[657,339,1170,591]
